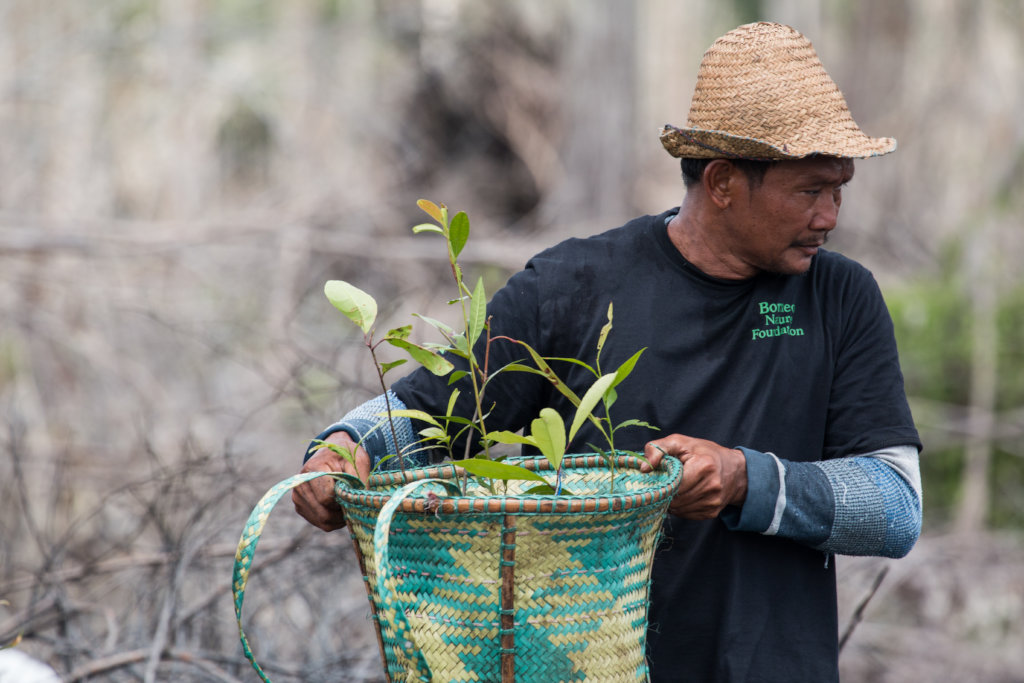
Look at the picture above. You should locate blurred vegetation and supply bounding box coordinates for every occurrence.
[0,0,1022,681]
[888,241,1024,530]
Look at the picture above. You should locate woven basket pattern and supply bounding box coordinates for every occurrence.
[338,454,682,683]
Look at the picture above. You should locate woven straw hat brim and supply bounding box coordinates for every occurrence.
[659,123,896,160]
[661,22,896,160]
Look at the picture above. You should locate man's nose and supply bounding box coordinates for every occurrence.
[812,191,841,231]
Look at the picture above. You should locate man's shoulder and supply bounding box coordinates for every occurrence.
[809,249,878,288]
[527,210,674,267]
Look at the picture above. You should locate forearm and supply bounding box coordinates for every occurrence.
[304,391,430,471]
[720,445,922,558]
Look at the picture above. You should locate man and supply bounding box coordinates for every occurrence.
[294,22,922,682]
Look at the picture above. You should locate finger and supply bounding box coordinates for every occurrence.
[354,449,372,484]
[292,451,352,531]
[291,478,346,531]
[640,441,664,472]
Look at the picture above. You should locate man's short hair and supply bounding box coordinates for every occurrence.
[680,158,778,189]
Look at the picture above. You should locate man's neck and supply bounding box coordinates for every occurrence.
[665,207,754,281]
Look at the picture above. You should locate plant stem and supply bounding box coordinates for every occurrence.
[369,340,405,474]
[446,225,490,461]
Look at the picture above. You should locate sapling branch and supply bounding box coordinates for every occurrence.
[368,339,405,474]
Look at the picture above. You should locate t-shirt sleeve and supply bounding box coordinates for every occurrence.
[822,262,921,459]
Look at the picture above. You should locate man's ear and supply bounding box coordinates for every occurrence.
[703,160,740,209]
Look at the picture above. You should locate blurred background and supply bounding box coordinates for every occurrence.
[1,0,1022,681]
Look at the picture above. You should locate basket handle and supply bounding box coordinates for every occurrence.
[232,471,359,683]
[373,478,461,682]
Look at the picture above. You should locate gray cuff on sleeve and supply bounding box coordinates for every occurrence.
[719,447,783,533]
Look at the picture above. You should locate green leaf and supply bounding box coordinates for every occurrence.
[311,439,356,468]
[386,325,412,341]
[605,386,617,410]
[614,419,660,431]
[611,348,646,389]
[447,370,469,385]
[531,408,567,469]
[449,211,470,258]
[445,388,461,417]
[597,302,614,357]
[324,280,377,334]
[468,277,487,347]
[457,458,550,484]
[383,408,441,427]
[520,484,559,495]
[503,340,583,407]
[416,198,445,223]
[380,359,408,374]
[488,430,538,447]
[570,373,617,441]
[492,362,542,375]
[412,223,444,235]
[452,333,470,356]
[413,314,455,338]
[418,427,449,441]
[385,338,454,376]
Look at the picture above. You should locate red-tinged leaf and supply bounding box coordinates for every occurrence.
[417,199,445,223]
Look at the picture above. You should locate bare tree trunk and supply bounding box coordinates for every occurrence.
[156,0,208,218]
[956,219,998,535]
[540,0,637,234]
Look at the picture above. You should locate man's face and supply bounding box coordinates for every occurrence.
[726,156,855,276]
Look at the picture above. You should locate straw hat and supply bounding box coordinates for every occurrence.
[660,22,895,160]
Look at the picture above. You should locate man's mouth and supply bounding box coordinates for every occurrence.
[794,242,823,256]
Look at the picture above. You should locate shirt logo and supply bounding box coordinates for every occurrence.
[751,301,805,341]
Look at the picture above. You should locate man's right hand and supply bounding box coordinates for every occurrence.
[292,430,372,532]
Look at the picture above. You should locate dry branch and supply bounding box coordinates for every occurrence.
[65,647,243,683]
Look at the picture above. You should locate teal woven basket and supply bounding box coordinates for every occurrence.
[234,453,682,683]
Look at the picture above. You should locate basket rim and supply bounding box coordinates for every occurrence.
[334,453,682,515]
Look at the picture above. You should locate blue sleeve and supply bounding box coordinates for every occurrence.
[303,391,432,471]
[720,445,922,558]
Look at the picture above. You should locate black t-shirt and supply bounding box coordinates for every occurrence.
[394,209,920,682]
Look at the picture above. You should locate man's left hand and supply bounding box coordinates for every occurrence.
[641,435,748,519]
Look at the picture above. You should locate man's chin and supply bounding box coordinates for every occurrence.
[766,256,814,277]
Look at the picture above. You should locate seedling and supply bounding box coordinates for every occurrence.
[323,200,656,493]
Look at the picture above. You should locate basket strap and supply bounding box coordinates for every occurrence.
[233,471,359,683]
[373,478,460,682]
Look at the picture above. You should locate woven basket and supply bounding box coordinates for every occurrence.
[233,453,681,683]
[339,453,682,683]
